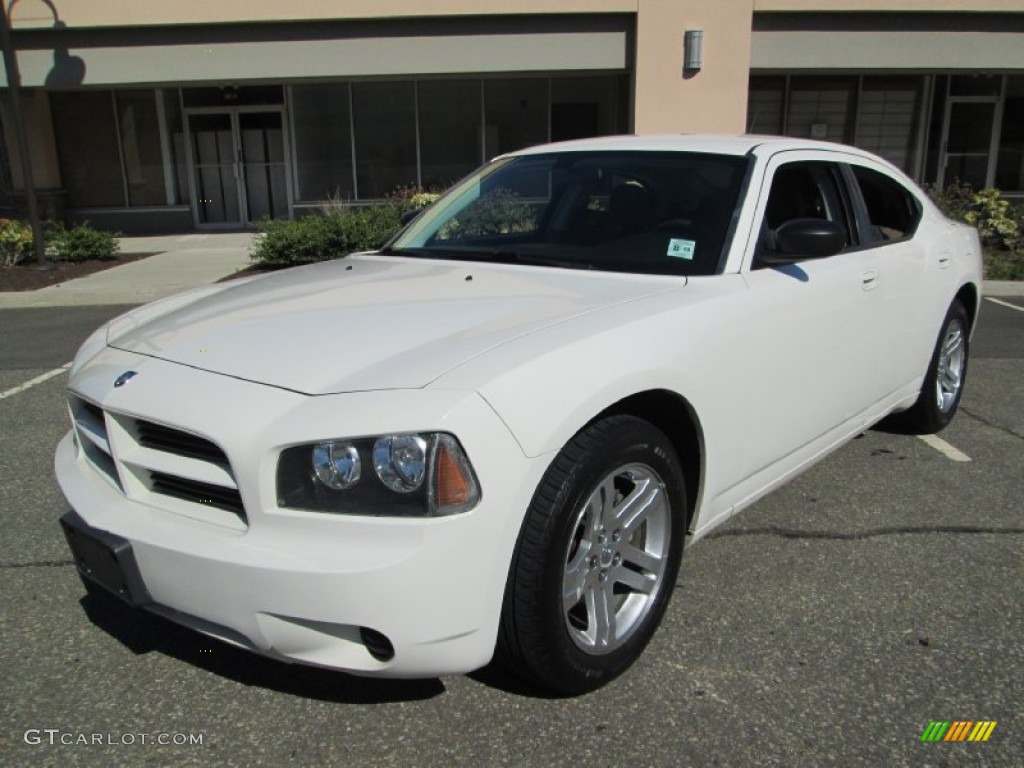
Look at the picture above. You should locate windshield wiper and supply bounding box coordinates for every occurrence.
[400,246,594,271]
[377,245,425,257]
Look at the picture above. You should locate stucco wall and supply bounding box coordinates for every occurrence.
[634,0,754,134]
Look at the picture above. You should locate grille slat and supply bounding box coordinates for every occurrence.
[149,472,245,518]
[135,420,228,464]
[82,400,104,424]
[67,395,247,527]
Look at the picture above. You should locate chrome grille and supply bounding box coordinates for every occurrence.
[68,395,246,529]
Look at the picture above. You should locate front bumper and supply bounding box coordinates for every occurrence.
[55,351,546,678]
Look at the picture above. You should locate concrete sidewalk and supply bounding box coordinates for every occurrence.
[1,231,1022,308]
[0,232,255,308]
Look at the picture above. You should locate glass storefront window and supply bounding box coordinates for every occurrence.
[950,75,1001,98]
[115,90,168,206]
[291,84,354,201]
[50,92,125,207]
[854,77,924,173]
[996,76,1024,192]
[786,77,857,144]
[550,76,626,142]
[418,80,482,190]
[163,89,188,205]
[484,78,549,159]
[352,81,417,199]
[746,76,785,135]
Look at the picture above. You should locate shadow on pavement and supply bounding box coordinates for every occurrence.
[79,588,446,705]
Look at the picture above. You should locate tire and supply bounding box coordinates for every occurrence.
[899,301,970,434]
[498,415,686,695]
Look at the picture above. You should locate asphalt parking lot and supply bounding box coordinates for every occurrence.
[1,298,1021,767]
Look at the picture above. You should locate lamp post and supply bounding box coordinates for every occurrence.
[0,0,49,268]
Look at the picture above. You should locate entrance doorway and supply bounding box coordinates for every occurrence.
[186,109,291,228]
[941,100,999,190]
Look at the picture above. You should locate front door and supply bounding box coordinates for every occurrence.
[941,100,999,190]
[187,109,291,228]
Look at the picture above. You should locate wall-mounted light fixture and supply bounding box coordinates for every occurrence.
[683,29,704,75]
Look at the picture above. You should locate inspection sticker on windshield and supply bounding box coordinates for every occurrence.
[667,238,696,260]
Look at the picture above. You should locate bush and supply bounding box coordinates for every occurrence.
[928,181,1024,280]
[927,179,975,221]
[49,223,120,262]
[250,204,406,268]
[0,218,33,266]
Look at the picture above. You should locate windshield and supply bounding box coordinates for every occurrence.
[387,150,749,276]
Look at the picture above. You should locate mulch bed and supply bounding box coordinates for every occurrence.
[0,253,155,292]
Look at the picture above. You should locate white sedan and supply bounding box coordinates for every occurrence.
[56,135,982,694]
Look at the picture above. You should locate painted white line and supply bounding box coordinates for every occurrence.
[0,363,72,401]
[918,434,972,462]
[985,296,1024,313]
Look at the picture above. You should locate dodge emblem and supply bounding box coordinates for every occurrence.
[113,371,138,388]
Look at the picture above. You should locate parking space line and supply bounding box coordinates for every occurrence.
[985,297,1024,313]
[0,363,71,401]
[917,434,972,462]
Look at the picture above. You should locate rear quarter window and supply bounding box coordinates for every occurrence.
[851,166,922,243]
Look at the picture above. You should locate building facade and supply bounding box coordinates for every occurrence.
[1,0,1022,232]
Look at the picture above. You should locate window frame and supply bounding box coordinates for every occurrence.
[752,159,860,268]
[842,162,924,249]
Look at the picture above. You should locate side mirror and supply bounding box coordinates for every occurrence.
[400,209,420,227]
[773,218,846,259]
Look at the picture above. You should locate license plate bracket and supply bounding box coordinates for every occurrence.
[60,511,152,607]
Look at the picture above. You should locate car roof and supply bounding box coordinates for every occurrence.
[507,133,871,159]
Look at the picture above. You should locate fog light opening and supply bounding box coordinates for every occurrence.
[359,626,395,662]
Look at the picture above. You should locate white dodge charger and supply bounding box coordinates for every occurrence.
[56,135,982,694]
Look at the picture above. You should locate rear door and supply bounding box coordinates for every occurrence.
[844,162,938,400]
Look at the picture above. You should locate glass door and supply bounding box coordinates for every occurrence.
[187,109,290,227]
[189,113,243,227]
[942,100,998,189]
[238,112,289,222]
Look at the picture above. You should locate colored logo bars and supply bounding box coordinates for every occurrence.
[921,721,997,742]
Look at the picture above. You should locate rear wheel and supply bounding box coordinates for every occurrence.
[499,415,686,695]
[899,301,970,434]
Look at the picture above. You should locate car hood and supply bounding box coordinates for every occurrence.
[107,255,682,395]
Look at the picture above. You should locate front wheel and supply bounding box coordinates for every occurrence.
[498,415,686,695]
[899,301,970,434]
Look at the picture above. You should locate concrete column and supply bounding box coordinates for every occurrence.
[633,0,754,134]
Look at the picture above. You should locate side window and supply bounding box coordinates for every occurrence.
[851,166,922,243]
[756,161,851,265]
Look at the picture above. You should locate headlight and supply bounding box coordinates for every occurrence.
[312,441,361,490]
[277,432,480,517]
[373,435,427,493]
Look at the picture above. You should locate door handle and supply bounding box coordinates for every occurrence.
[861,268,879,290]
[938,252,952,269]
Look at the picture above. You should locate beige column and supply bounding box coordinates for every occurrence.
[633,0,754,134]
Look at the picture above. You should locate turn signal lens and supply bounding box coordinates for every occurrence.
[432,434,481,515]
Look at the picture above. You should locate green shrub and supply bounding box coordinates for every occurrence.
[50,223,120,262]
[250,204,405,268]
[0,218,33,267]
[929,181,1024,280]
[965,188,1020,247]
[983,246,1024,280]
[927,179,975,221]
